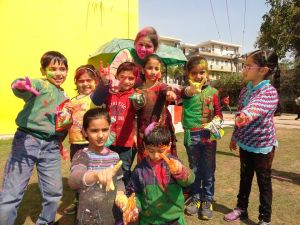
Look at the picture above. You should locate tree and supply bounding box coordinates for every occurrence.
[213,73,245,107]
[256,0,300,59]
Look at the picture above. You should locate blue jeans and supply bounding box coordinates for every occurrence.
[185,130,216,202]
[110,146,133,187]
[0,130,62,225]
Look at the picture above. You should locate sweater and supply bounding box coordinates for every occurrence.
[232,80,279,153]
[69,148,124,225]
[182,85,222,145]
[128,156,195,225]
[12,78,69,140]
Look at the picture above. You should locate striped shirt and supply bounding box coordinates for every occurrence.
[232,80,279,154]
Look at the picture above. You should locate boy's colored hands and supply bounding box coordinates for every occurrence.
[12,77,40,96]
[99,60,120,93]
[160,153,183,175]
[123,193,139,225]
[188,77,207,95]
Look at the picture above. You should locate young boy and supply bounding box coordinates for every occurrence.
[0,51,69,225]
[127,124,195,225]
[91,62,138,187]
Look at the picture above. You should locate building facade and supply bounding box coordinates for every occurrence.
[160,37,243,81]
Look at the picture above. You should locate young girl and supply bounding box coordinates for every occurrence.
[109,26,159,84]
[131,54,178,162]
[64,65,99,214]
[127,124,195,225]
[182,56,222,220]
[224,50,279,225]
[68,108,126,225]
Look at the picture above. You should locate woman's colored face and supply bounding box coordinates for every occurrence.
[144,58,161,82]
[76,73,96,95]
[189,63,208,83]
[135,36,155,59]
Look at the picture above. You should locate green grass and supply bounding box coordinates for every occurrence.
[0,127,300,225]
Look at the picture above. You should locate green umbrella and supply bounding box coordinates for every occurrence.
[88,38,187,69]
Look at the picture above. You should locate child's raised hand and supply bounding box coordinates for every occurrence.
[99,60,121,93]
[166,90,177,102]
[229,140,237,151]
[12,77,40,96]
[99,60,111,82]
[188,77,207,95]
[160,153,183,175]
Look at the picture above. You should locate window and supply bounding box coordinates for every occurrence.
[212,45,214,51]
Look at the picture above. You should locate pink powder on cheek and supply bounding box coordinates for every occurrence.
[145,72,160,81]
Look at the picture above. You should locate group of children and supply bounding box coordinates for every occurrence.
[0,26,280,225]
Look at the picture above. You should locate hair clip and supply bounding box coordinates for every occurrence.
[76,67,98,77]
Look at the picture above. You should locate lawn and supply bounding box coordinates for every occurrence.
[0,127,299,225]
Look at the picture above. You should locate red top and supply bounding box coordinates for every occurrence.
[105,89,136,147]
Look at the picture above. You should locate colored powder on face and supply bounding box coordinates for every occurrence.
[199,59,207,68]
[46,71,55,79]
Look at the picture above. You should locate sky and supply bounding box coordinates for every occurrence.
[139,0,270,54]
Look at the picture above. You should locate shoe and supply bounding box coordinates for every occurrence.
[63,203,77,215]
[223,208,248,222]
[185,198,201,215]
[258,220,271,225]
[200,201,213,220]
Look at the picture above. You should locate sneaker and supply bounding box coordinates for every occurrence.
[200,201,213,220]
[258,220,271,225]
[223,208,248,222]
[185,198,201,215]
[63,203,77,215]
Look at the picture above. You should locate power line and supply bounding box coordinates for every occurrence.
[225,0,232,43]
[209,0,221,40]
[242,0,247,53]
